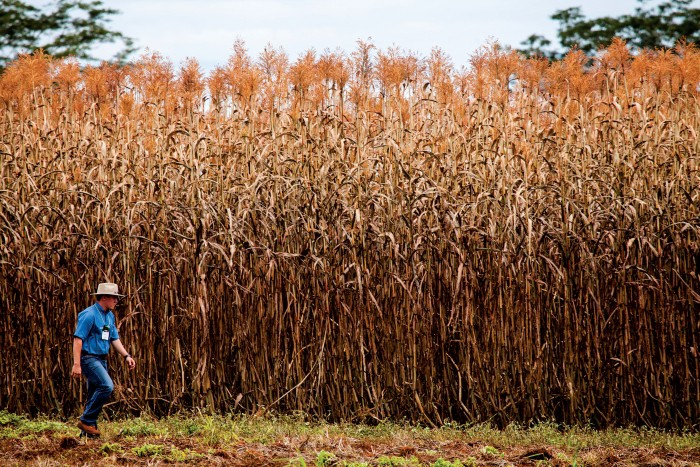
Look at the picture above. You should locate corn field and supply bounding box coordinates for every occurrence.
[0,39,698,428]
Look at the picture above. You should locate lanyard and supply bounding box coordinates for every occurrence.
[93,304,110,330]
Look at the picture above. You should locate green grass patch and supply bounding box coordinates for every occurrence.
[376,456,421,466]
[0,411,25,427]
[431,460,474,467]
[0,410,71,438]
[99,442,123,455]
[117,417,164,437]
[168,446,205,462]
[315,450,337,466]
[132,443,164,457]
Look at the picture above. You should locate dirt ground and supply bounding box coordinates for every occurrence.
[1,432,699,466]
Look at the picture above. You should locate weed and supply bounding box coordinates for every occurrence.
[168,446,205,462]
[432,459,477,467]
[118,418,162,437]
[99,442,123,455]
[432,459,460,467]
[198,414,241,445]
[0,412,70,438]
[316,450,336,466]
[132,443,164,457]
[168,416,202,436]
[376,456,420,466]
[0,411,25,427]
[483,445,501,456]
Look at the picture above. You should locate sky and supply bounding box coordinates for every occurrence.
[84,0,684,72]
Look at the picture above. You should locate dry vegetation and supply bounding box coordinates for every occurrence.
[0,39,698,429]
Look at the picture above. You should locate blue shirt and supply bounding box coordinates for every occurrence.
[74,302,120,355]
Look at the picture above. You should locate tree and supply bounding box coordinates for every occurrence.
[520,0,700,59]
[0,0,135,69]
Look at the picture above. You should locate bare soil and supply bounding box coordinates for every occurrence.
[1,432,699,466]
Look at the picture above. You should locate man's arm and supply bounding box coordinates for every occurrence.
[111,339,136,370]
[73,310,93,379]
[71,338,82,378]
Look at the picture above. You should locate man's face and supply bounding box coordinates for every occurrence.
[101,296,119,310]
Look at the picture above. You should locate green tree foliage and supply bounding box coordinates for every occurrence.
[520,0,700,58]
[0,0,135,69]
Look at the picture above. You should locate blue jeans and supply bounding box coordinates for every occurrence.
[79,356,114,426]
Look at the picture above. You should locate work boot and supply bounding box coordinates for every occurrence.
[77,420,100,438]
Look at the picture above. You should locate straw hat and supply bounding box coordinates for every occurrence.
[91,282,125,297]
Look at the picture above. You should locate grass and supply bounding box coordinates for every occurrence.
[131,442,164,457]
[0,411,72,438]
[0,410,698,465]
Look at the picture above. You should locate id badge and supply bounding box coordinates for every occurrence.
[101,325,110,341]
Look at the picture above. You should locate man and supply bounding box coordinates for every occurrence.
[71,282,136,437]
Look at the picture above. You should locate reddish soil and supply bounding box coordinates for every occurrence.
[1,433,699,466]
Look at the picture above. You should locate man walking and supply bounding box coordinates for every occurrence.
[71,282,136,437]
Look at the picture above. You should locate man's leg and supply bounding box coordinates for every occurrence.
[79,375,98,436]
[85,376,96,413]
[79,357,113,433]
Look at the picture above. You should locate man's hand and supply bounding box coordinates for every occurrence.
[111,340,135,370]
[71,363,82,379]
